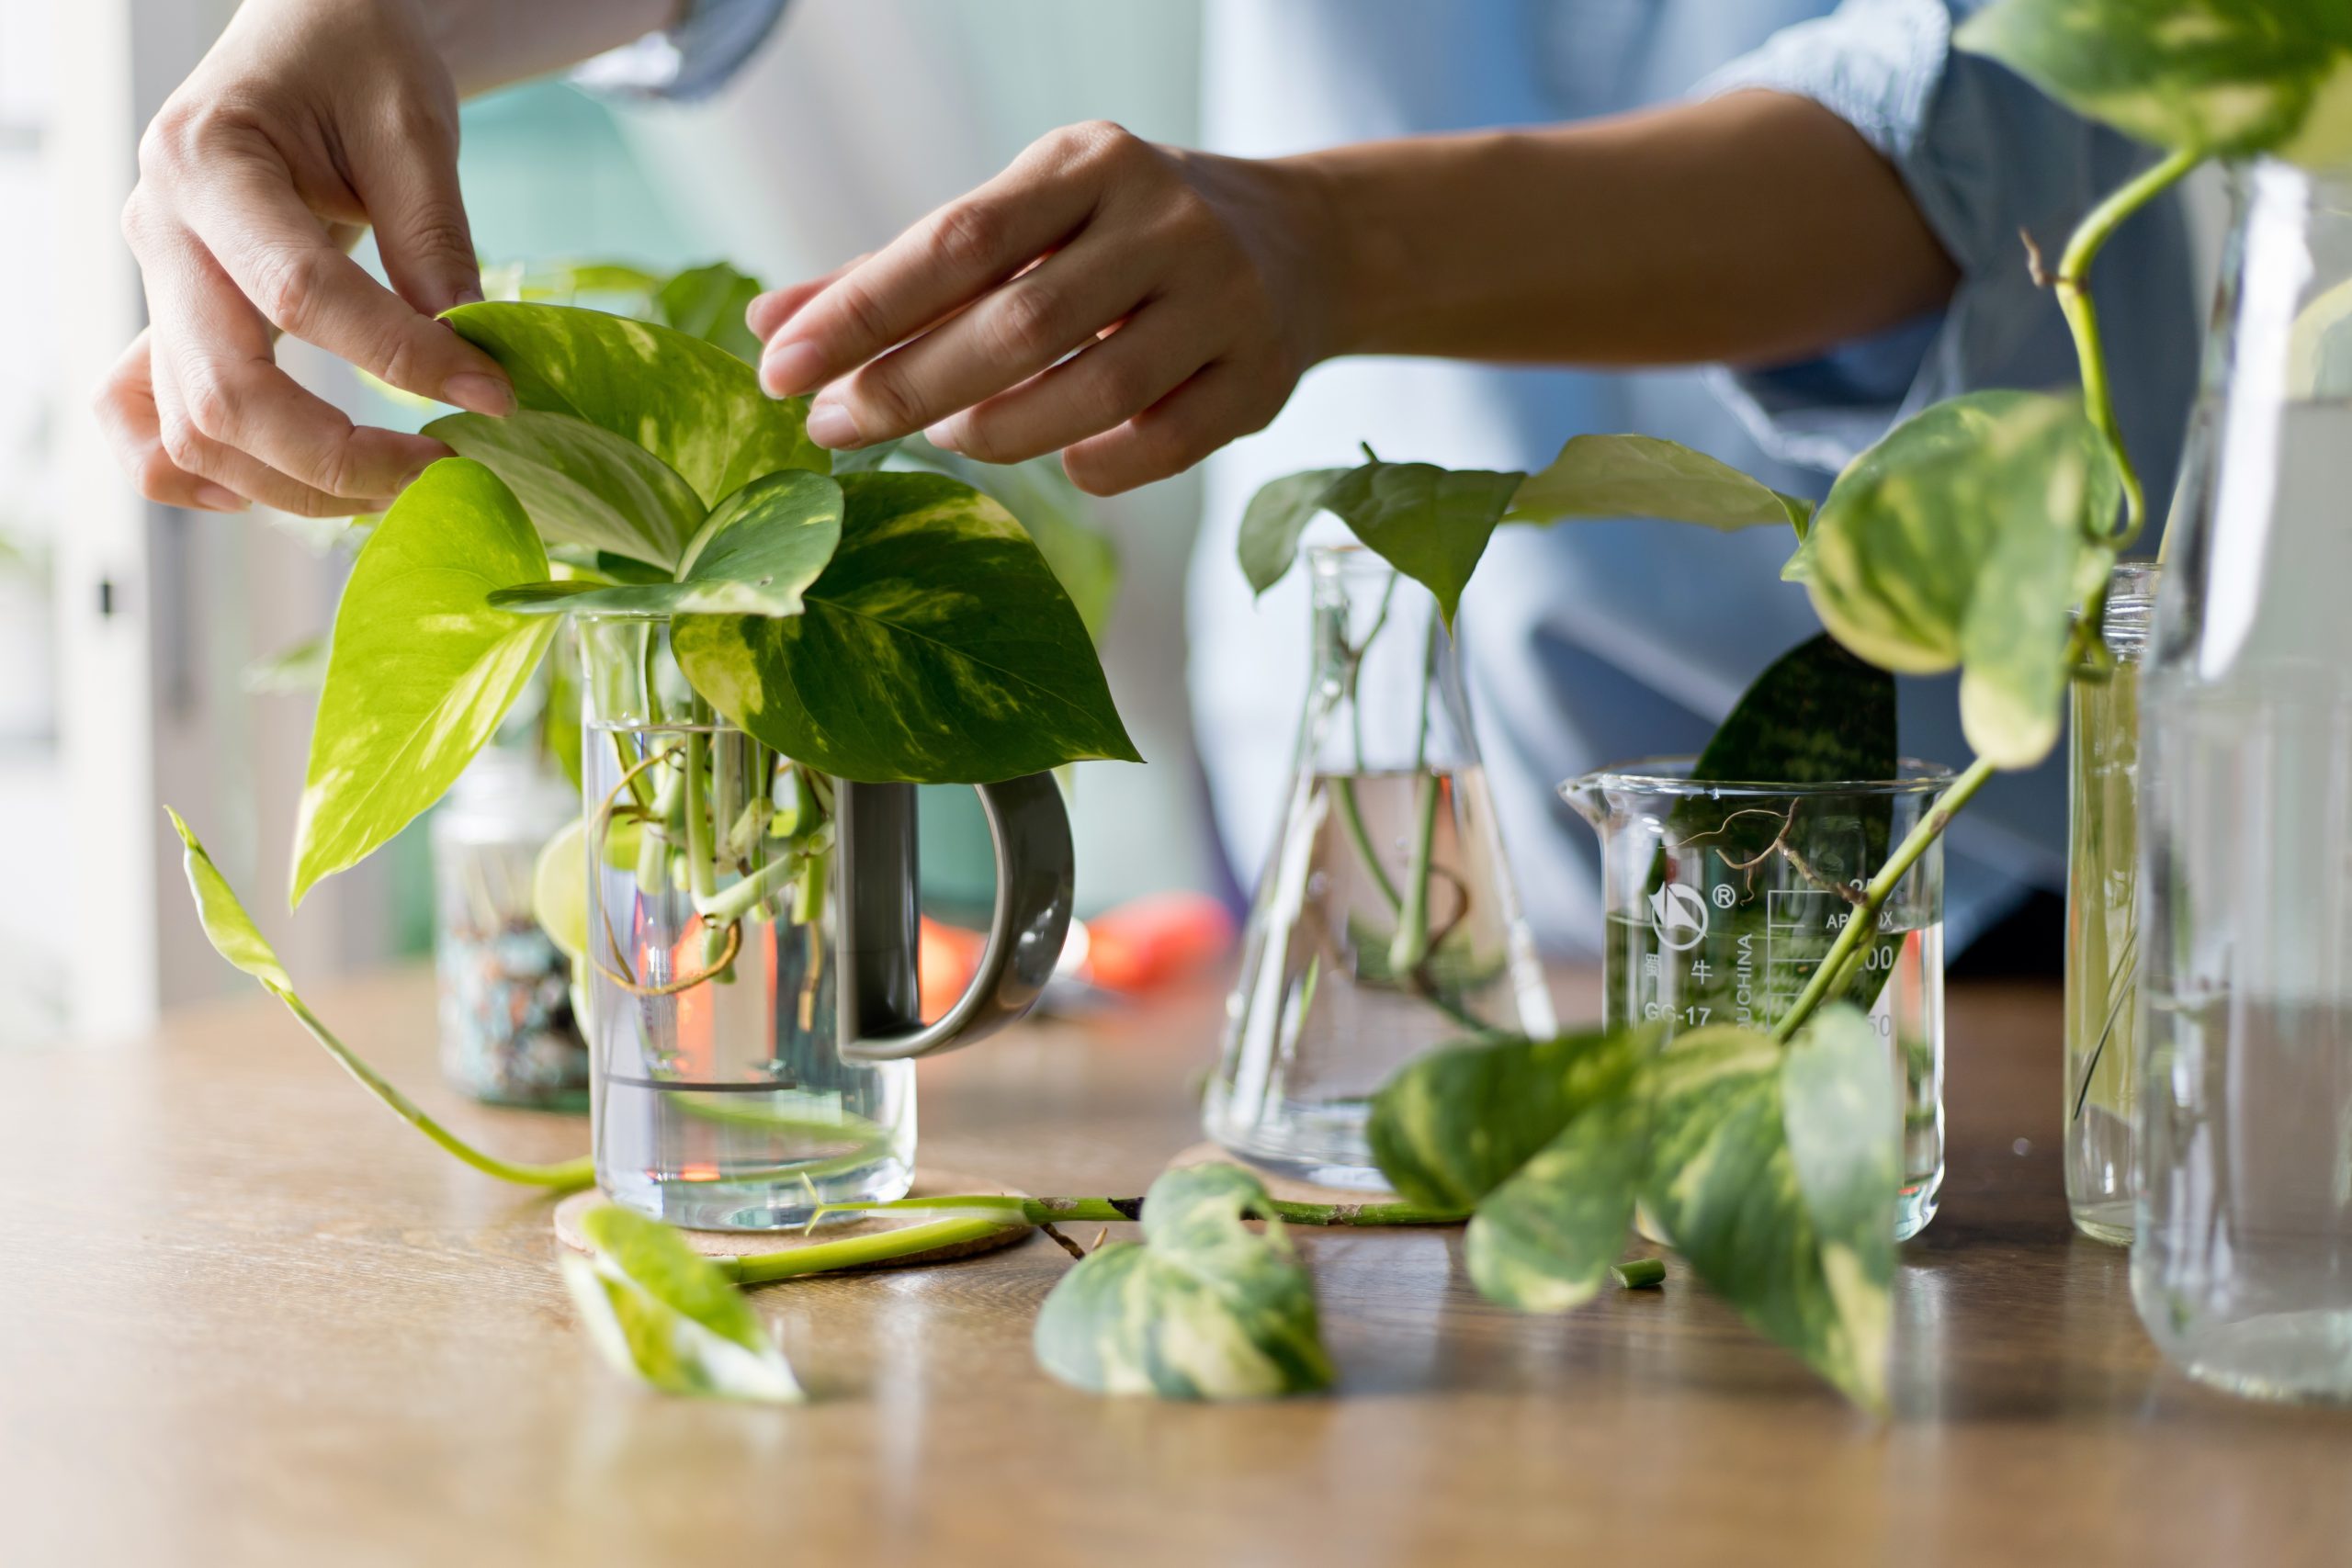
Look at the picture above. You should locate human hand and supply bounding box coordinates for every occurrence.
[99,0,514,517]
[749,122,1338,495]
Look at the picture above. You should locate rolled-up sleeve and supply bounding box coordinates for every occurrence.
[1692,0,2199,479]
[571,0,789,103]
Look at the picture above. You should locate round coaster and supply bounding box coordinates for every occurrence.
[554,1168,1034,1270]
[1162,1141,1458,1223]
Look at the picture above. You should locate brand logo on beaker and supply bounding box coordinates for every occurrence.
[1649,884,1709,952]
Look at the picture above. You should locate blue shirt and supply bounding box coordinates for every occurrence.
[605,0,2199,953]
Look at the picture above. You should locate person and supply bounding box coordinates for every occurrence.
[100,0,2198,956]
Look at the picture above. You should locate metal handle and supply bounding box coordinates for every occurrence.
[835,773,1074,1063]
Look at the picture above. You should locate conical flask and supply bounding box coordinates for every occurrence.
[1204,546,1555,1189]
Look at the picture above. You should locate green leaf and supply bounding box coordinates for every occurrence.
[169,809,596,1190]
[1367,1026,1653,1212]
[673,471,1140,783]
[1506,434,1813,537]
[1803,390,2109,768]
[1639,1010,1895,1411]
[1236,468,1348,595]
[562,1204,803,1404]
[1689,633,1897,789]
[1957,0,2352,161]
[1316,461,1525,629]
[444,301,827,508]
[1032,1165,1333,1399]
[1464,1094,1650,1313]
[290,459,558,905]
[426,409,707,571]
[887,436,1122,643]
[489,469,844,618]
[655,261,766,364]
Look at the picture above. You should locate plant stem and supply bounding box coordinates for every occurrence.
[1769,754,1999,1044]
[1386,620,1443,978]
[718,1215,1027,1285]
[2052,144,2203,550]
[682,726,718,904]
[812,1192,1468,1227]
[1612,1258,1668,1289]
[1334,781,1403,915]
[272,989,594,1190]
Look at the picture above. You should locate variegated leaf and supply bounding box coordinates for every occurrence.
[1506,433,1813,536]
[444,301,827,508]
[1464,1094,1649,1313]
[1033,1165,1333,1400]
[1802,391,2114,768]
[673,471,1139,783]
[1366,1026,1652,1212]
[1958,0,2352,161]
[655,261,765,364]
[426,409,706,571]
[563,1204,803,1404]
[1316,459,1525,630]
[489,469,843,619]
[1639,1009,1896,1411]
[290,459,558,904]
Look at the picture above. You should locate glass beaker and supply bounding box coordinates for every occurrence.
[2135,158,2352,1400]
[578,613,1074,1231]
[2064,563,2158,1244]
[1563,761,1950,1240]
[1204,547,1555,1190]
[432,744,589,1108]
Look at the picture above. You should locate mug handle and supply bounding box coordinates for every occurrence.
[833,774,1073,1063]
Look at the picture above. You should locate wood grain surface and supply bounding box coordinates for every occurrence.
[4,966,2349,1567]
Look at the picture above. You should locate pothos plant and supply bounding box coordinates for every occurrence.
[170,0,2352,1415]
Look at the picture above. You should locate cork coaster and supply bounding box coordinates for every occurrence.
[554,1168,1033,1269]
[1162,1141,1459,1223]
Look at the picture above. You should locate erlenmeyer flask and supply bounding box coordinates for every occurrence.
[1204,547,1554,1189]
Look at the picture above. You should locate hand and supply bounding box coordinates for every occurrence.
[750,122,1338,496]
[99,0,514,517]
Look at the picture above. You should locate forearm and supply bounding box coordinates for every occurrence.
[1295,90,1959,371]
[413,0,685,98]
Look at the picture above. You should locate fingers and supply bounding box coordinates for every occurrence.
[352,106,489,320]
[923,304,1209,466]
[747,256,865,344]
[94,332,250,513]
[1061,357,1287,496]
[758,123,1130,398]
[141,241,446,504]
[805,231,1159,450]
[158,143,509,415]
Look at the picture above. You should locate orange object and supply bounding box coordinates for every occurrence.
[919,916,986,1022]
[1082,892,1234,993]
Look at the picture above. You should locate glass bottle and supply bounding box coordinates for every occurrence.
[1204,547,1555,1189]
[432,745,588,1108]
[2064,562,2158,1244]
[2135,158,2352,1398]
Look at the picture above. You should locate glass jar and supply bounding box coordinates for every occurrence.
[1204,547,1555,1189]
[2135,159,2352,1399]
[432,746,588,1108]
[2064,562,2158,1244]
[1563,761,1951,1239]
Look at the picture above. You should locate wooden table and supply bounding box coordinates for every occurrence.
[4,967,2349,1567]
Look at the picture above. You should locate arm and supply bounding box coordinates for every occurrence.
[100,0,679,516]
[752,93,1956,496]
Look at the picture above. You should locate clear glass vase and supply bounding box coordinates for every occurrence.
[1204,547,1554,1189]
[2064,562,2158,1245]
[577,613,1074,1231]
[2134,159,2352,1399]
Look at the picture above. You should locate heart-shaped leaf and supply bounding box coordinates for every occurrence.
[490,469,844,618]
[1958,0,2352,162]
[1506,434,1813,536]
[1316,460,1525,630]
[426,409,706,571]
[1033,1164,1333,1400]
[1236,467,1350,594]
[1802,390,2112,768]
[885,435,1123,642]
[1639,1009,1895,1411]
[673,471,1139,783]
[445,301,827,507]
[562,1204,803,1404]
[290,459,558,904]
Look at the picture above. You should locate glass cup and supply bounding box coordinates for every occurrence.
[2064,563,2158,1244]
[1564,760,1951,1240]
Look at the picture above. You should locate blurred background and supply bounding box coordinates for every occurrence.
[0,0,1227,1044]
